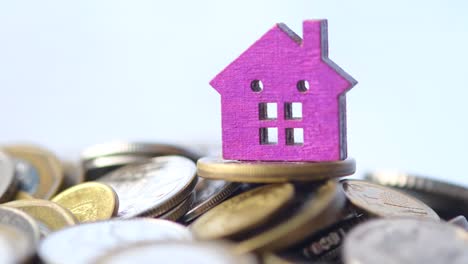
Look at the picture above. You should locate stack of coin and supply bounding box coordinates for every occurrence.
[0,141,466,264]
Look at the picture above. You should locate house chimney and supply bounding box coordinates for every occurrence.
[303,19,327,58]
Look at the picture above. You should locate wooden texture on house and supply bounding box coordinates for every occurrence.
[210,19,357,162]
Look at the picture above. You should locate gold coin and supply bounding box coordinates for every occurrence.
[52,182,118,222]
[235,181,346,253]
[197,157,356,183]
[14,191,34,200]
[3,145,63,199]
[341,179,440,220]
[191,183,294,240]
[3,199,78,233]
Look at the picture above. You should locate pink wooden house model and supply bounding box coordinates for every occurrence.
[210,20,357,162]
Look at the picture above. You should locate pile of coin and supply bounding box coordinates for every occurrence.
[0,142,467,264]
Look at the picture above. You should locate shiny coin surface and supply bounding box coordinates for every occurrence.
[197,157,356,183]
[341,180,439,220]
[0,206,40,245]
[449,215,468,231]
[3,145,63,199]
[94,241,258,264]
[343,218,468,264]
[160,193,194,222]
[192,183,294,240]
[235,181,346,253]
[52,182,118,222]
[366,171,468,219]
[98,156,197,218]
[0,223,36,264]
[3,200,78,233]
[0,151,16,203]
[82,141,201,162]
[182,178,241,223]
[39,219,192,264]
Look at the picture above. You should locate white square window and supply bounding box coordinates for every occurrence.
[259,103,278,120]
[285,102,302,120]
[260,127,278,145]
[286,128,304,145]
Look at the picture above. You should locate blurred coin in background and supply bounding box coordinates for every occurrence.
[0,151,16,203]
[3,145,63,199]
[343,218,468,264]
[38,219,192,264]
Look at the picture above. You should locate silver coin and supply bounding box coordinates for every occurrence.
[182,178,240,223]
[0,151,16,202]
[94,241,258,264]
[160,193,195,222]
[81,141,201,162]
[0,223,35,264]
[344,218,468,264]
[39,219,192,264]
[98,156,197,218]
[449,215,468,231]
[0,206,40,244]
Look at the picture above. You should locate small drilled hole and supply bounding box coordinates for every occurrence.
[285,102,302,120]
[260,127,278,145]
[286,128,304,145]
[259,103,277,120]
[297,80,309,92]
[251,80,264,92]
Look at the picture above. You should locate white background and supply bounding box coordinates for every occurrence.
[0,1,467,185]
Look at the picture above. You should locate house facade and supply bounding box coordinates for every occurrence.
[210,20,357,162]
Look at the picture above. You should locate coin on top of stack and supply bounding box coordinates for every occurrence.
[0,151,16,203]
[81,141,202,180]
[98,155,197,219]
[2,144,63,200]
[341,179,439,220]
[197,157,356,183]
[51,182,118,222]
[365,170,468,219]
[39,219,192,264]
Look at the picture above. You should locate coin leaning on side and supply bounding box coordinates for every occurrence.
[182,178,241,223]
[235,180,346,253]
[38,219,193,264]
[98,155,197,218]
[197,157,356,183]
[160,192,195,222]
[191,183,295,240]
[343,218,468,264]
[365,170,468,219]
[341,179,440,220]
[0,223,35,264]
[51,182,119,223]
[0,151,16,203]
